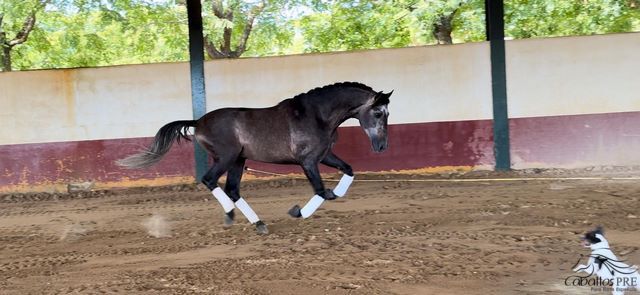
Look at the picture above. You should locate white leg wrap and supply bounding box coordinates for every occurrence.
[212,187,235,213]
[234,198,260,224]
[301,195,325,218]
[333,174,354,197]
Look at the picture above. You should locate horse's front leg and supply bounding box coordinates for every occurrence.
[321,152,354,197]
[288,161,334,218]
[302,161,336,200]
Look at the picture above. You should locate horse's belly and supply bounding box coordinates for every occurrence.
[243,149,297,164]
[240,140,297,164]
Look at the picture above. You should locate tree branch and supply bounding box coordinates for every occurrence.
[234,1,264,55]
[212,0,233,20]
[8,14,36,47]
[206,0,266,59]
[431,0,466,45]
[221,26,232,53]
[7,0,49,47]
[204,35,227,58]
[211,0,226,19]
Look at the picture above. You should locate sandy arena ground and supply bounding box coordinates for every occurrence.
[1,172,640,294]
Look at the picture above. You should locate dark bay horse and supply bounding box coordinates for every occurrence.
[117,82,392,234]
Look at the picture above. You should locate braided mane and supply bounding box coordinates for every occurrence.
[291,82,375,101]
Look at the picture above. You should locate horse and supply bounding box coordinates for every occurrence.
[117,82,392,235]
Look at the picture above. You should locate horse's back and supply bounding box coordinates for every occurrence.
[195,105,296,163]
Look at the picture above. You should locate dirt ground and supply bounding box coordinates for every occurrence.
[1,171,640,294]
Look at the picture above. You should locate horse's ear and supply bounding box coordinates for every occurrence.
[373,90,391,106]
[386,90,394,98]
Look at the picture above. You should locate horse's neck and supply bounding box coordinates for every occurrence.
[312,95,366,130]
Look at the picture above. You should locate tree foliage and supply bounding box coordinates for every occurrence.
[0,0,49,71]
[6,0,189,71]
[298,0,413,52]
[505,0,639,38]
[411,0,485,44]
[0,0,638,71]
[202,0,295,58]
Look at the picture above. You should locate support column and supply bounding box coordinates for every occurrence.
[485,0,511,170]
[186,0,209,180]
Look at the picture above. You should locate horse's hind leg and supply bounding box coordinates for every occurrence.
[224,158,268,235]
[222,160,242,228]
[201,157,236,221]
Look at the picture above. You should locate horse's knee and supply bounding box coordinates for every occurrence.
[201,174,218,190]
[224,188,241,202]
[343,165,354,176]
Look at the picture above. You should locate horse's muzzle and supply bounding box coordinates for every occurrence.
[371,138,388,153]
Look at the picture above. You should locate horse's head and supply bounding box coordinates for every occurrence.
[357,90,392,153]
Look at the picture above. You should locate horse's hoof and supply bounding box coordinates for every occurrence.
[288,205,302,218]
[223,214,234,228]
[223,210,235,228]
[323,189,337,200]
[256,221,269,235]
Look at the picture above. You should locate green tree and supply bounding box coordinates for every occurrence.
[4,0,640,71]
[202,0,295,59]
[0,0,49,71]
[410,0,485,44]
[297,0,485,52]
[298,0,414,52]
[11,0,189,70]
[505,0,640,39]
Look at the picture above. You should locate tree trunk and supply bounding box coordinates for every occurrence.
[0,31,10,71]
[1,46,11,71]
[433,13,454,45]
[0,0,48,71]
[205,1,264,59]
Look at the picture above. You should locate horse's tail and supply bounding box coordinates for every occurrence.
[116,120,197,169]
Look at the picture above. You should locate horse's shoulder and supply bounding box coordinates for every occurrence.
[282,97,307,120]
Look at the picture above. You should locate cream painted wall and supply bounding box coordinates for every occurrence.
[204,42,493,126]
[2,32,638,146]
[506,32,640,118]
[0,63,192,145]
[0,43,492,145]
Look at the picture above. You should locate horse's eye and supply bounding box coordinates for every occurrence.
[374,112,383,118]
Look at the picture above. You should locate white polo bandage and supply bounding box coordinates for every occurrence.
[212,187,235,213]
[234,198,260,224]
[300,195,325,218]
[333,174,354,197]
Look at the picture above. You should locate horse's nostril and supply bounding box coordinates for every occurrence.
[378,142,388,152]
[372,142,386,153]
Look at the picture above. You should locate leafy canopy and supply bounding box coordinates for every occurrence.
[1,0,638,71]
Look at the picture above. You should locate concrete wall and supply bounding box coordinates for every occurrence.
[1,32,639,192]
[505,33,640,168]
[0,42,492,146]
[506,33,640,118]
[205,43,493,125]
[0,63,193,145]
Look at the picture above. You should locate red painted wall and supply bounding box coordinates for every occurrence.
[0,120,494,191]
[246,120,495,174]
[0,138,194,190]
[3,111,638,192]
[510,111,640,167]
